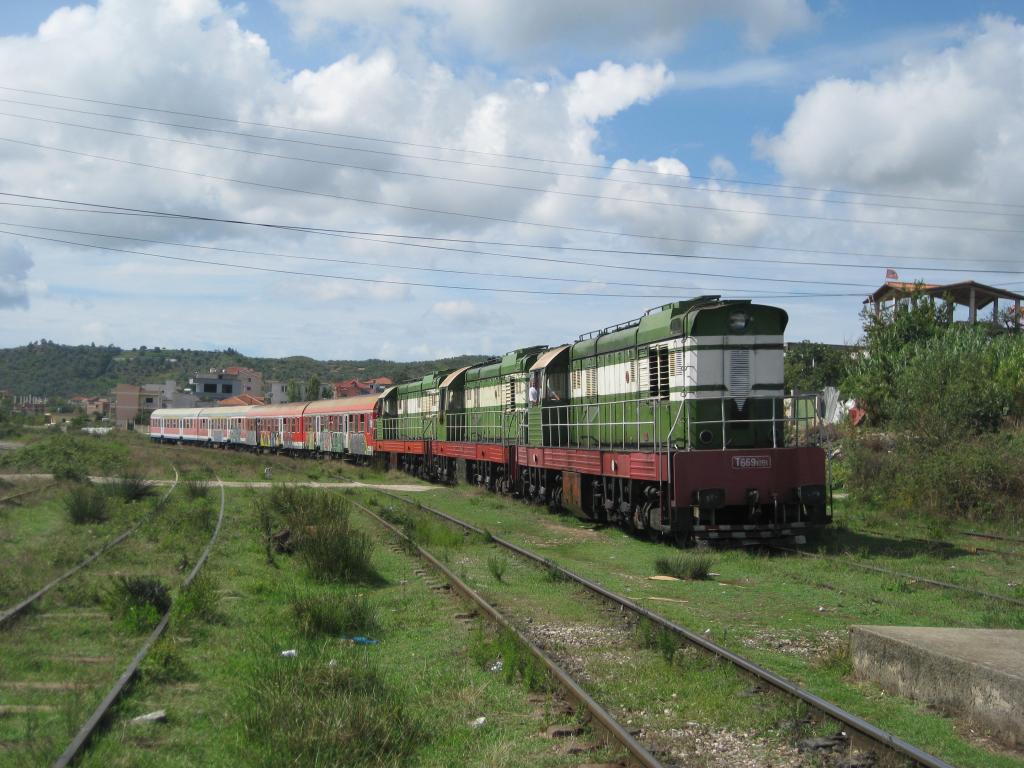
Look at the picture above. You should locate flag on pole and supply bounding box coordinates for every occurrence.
[885,268,899,280]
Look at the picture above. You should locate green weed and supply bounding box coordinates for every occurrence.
[64,483,109,524]
[655,552,714,581]
[174,571,221,624]
[182,476,210,500]
[291,591,379,637]
[105,575,171,632]
[109,472,155,502]
[239,645,421,768]
[487,555,507,582]
[469,626,549,693]
[636,618,680,662]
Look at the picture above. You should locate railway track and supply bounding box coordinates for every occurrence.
[374,489,955,768]
[0,481,58,506]
[353,500,663,768]
[53,476,226,767]
[961,530,1024,546]
[0,467,180,629]
[770,544,1024,608]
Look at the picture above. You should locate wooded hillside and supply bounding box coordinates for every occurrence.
[0,340,488,397]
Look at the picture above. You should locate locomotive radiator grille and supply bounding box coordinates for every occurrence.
[728,348,752,410]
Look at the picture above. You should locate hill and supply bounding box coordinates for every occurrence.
[0,340,489,398]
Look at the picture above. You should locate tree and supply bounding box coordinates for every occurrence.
[306,375,320,402]
[286,380,303,403]
[843,292,951,423]
[784,342,850,392]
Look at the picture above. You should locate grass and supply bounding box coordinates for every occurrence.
[182,476,210,500]
[64,483,109,524]
[486,554,507,582]
[238,645,422,768]
[291,590,379,637]
[70,488,619,768]
[174,571,221,625]
[0,479,225,764]
[655,552,714,581]
[257,486,379,583]
[360,485,1024,768]
[468,626,550,694]
[108,473,155,502]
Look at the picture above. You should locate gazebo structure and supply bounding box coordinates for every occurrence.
[866,279,1023,330]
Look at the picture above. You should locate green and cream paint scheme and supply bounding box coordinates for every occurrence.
[379,297,787,452]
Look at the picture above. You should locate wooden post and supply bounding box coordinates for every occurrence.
[1016,299,1021,331]
[993,297,999,327]
[969,286,977,323]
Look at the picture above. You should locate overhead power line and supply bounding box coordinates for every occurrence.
[2,192,1022,278]
[0,98,1016,219]
[0,83,1019,212]
[0,219,874,293]
[0,227,868,300]
[4,135,1024,238]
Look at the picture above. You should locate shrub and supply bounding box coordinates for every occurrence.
[182,476,210,500]
[105,575,171,632]
[301,522,376,583]
[174,572,220,624]
[65,483,108,524]
[655,552,714,581]
[404,517,463,549]
[239,646,421,768]
[142,639,189,683]
[109,472,154,502]
[291,591,379,637]
[256,487,377,582]
[0,433,126,479]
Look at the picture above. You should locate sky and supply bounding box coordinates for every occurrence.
[1,0,1024,360]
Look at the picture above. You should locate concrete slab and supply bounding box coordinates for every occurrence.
[850,625,1024,747]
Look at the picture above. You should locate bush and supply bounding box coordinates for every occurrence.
[0,433,127,479]
[291,591,379,637]
[182,476,210,500]
[64,483,108,528]
[109,472,154,502]
[655,552,714,581]
[239,646,421,768]
[65,483,109,524]
[105,575,171,632]
[174,572,220,624]
[258,487,377,583]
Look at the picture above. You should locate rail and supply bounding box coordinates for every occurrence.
[0,482,58,506]
[771,545,1024,608]
[0,467,180,629]
[353,500,664,768]
[375,489,955,768]
[53,476,226,768]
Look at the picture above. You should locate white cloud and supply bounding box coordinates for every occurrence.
[275,0,814,59]
[567,62,674,123]
[758,16,1024,193]
[0,240,32,308]
[431,299,476,320]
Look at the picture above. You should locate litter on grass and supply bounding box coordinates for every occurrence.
[469,716,486,728]
[281,649,298,657]
[346,636,380,645]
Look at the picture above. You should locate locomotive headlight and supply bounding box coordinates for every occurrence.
[728,312,751,333]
